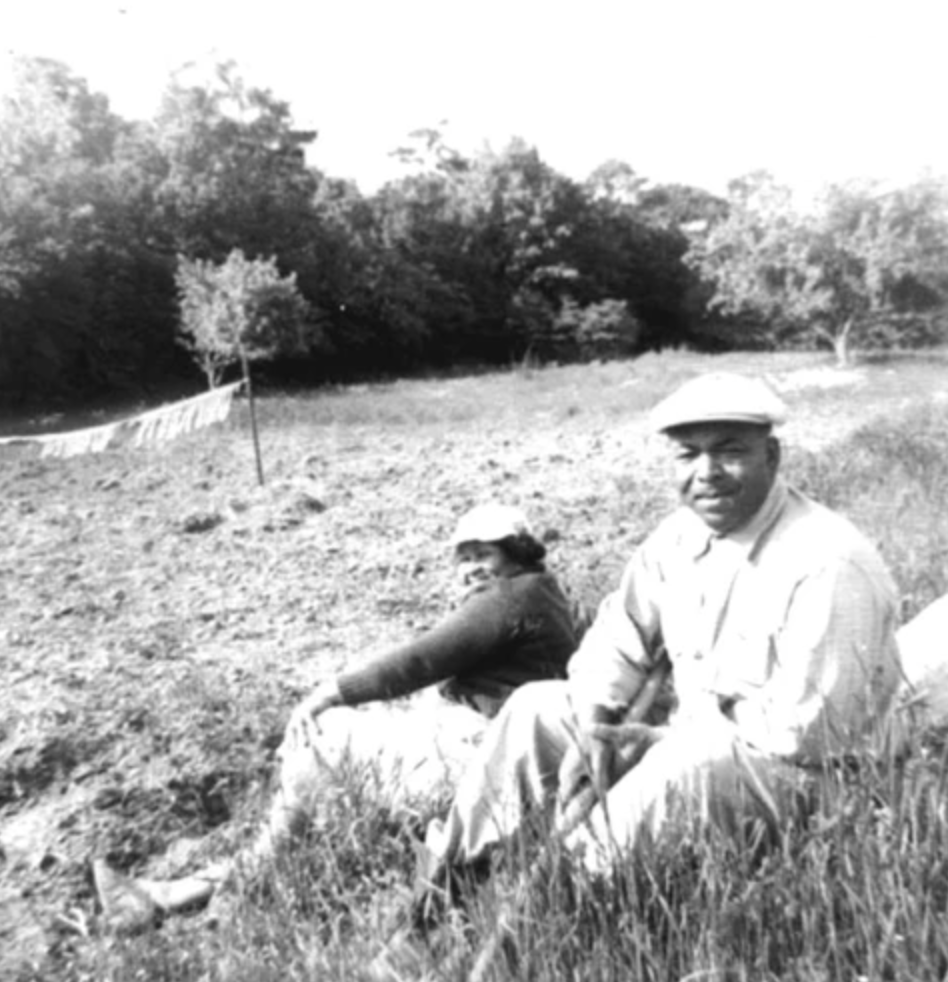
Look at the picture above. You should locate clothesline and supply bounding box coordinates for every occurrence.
[0,382,243,459]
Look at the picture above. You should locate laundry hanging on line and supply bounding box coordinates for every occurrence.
[0,381,243,459]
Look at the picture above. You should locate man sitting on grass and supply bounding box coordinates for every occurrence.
[405,372,901,932]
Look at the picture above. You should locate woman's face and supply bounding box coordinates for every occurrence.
[455,541,519,590]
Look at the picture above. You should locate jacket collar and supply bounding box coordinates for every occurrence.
[683,476,788,560]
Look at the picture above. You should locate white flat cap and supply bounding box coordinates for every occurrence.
[450,504,531,547]
[650,373,788,432]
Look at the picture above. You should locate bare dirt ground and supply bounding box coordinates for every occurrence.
[2,350,946,979]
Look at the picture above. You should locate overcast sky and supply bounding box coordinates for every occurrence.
[2,0,945,197]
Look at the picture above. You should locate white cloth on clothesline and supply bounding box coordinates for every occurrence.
[0,382,242,459]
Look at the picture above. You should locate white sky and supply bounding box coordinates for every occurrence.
[1,0,945,197]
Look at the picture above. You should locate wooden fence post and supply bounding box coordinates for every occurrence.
[239,348,265,487]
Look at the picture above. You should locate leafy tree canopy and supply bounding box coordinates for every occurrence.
[154,60,320,262]
[175,249,312,388]
[684,171,948,364]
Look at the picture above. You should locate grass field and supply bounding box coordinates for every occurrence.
[2,348,948,981]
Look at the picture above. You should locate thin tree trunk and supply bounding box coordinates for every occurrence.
[833,317,855,368]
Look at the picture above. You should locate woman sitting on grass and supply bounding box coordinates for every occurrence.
[95,503,578,928]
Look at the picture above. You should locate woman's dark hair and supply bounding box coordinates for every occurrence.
[495,532,546,570]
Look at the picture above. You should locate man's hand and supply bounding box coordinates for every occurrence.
[588,721,665,770]
[556,729,615,824]
[283,680,342,752]
[555,719,667,832]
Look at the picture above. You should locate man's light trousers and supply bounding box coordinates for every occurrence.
[424,680,810,874]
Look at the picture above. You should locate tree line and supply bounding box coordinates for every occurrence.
[1,57,946,407]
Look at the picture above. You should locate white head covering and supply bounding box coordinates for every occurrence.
[450,504,531,548]
[650,373,788,433]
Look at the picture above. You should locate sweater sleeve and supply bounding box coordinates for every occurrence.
[335,582,515,706]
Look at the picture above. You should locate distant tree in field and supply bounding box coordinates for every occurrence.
[685,171,948,365]
[175,249,311,387]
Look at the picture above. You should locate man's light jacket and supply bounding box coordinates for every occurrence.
[568,477,901,764]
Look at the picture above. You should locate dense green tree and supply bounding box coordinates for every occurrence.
[0,59,718,402]
[9,52,944,406]
[152,61,319,263]
[0,56,120,174]
[369,170,479,366]
[814,178,948,358]
[545,297,642,361]
[572,168,713,351]
[293,177,380,371]
[357,140,708,367]
[281,174,465,378]
[372,138,593,363]
[0,57,178,403]
[461,140,585,351]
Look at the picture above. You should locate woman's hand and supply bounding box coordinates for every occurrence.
[283,680,342,751]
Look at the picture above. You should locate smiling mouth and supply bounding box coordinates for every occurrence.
[696,492,733,505]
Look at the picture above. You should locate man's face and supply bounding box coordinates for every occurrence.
[666,421,780,534]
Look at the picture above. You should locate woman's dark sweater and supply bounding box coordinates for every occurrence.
[335,570,577,717]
